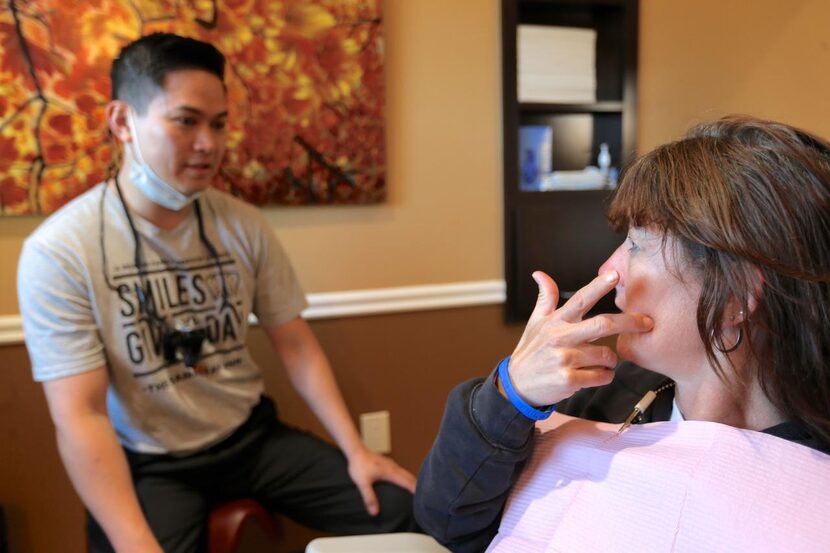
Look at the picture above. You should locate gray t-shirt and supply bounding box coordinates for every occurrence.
[18,183,307,454]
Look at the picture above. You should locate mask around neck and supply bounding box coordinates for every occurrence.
[126,109,201,211]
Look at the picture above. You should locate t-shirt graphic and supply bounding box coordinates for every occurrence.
[109,253,246,384]
[19,185,307,453]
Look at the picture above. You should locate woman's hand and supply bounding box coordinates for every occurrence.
[504,270,653,407]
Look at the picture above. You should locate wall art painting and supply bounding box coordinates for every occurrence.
[0,0,386,215]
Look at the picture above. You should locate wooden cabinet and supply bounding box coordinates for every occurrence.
[502,0,638,322]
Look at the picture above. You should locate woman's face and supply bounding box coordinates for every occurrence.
[598,227,707,378]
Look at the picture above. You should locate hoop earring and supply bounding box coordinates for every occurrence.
[710,326,743,353]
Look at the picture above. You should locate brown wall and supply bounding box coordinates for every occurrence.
[0,306,524,553]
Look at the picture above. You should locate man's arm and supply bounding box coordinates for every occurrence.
[264,317,416,515]
[42,369,162,553]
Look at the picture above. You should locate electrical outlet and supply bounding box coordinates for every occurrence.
[360,410,391,454]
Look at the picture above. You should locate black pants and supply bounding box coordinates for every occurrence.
[88,396,416,552]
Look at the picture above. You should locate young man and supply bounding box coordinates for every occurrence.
[17,33,415,553]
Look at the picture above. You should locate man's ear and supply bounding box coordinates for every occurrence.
[107,101,132,144]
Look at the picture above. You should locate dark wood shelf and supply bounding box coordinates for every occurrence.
[502,0,638,323]
[519,101,623,114]
[521,0,629,6]
[517,188,617,199]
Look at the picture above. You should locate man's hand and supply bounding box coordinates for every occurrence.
[346,445,417,516]
[505,270,653,407]
[267,318,417,517]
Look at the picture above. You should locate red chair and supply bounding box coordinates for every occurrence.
[208,499,284,553]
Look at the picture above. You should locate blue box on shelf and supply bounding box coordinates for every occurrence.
[518,125,552,191]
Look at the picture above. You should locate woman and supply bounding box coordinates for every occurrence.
[414,116,830,552]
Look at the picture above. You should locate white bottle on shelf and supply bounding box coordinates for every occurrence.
[597,143,611,187]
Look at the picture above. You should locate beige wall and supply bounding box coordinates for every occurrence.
[0,0,505,313]
[639,0,830,149]
[3,0,830,312]
[264,0,504,293]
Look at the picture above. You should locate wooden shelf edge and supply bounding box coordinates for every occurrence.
[519,101,623,113]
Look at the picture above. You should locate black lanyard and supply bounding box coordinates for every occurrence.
[99,178,235,367]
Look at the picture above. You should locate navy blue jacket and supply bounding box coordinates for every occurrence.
[414,363,825,553]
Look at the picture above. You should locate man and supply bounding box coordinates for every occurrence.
[17,33,415,553]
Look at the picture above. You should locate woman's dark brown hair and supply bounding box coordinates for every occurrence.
[608,115,830,447]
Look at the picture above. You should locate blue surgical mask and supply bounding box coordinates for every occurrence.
[126,110,202,211]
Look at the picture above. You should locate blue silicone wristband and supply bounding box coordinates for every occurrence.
[497,356,554,421]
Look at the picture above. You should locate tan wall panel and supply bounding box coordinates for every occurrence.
[639,0,830,150]
[0,217,39,314]
[265,0,504,293]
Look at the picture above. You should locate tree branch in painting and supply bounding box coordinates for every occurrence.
[0,0,386,215]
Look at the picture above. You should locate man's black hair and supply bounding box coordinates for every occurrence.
[110,32,225,113]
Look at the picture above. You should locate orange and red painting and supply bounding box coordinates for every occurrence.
[0,0,385,215]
